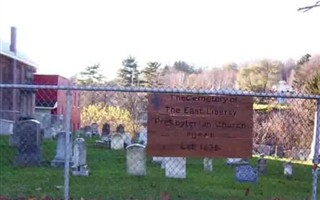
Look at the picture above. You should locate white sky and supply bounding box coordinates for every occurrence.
[0,0,319,80]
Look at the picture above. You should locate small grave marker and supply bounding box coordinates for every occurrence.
[235,165,258,183]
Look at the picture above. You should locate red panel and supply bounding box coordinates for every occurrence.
[34,74,81,132]
[34,74,58,102]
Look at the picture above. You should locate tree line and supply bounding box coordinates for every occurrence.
[75,54,319,150]
[77,54,319,95]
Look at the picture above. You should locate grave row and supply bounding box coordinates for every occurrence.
[8,118,295,182]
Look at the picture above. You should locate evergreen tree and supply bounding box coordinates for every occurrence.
[173,61,197,74]
[142,62,162,88]
[78,64,104,86]
[297,54,311,66]
[76,64,105,106]
[118,56,144,87]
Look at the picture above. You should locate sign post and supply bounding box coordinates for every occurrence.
[147,93,253,158]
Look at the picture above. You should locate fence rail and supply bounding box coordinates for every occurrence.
[1,83,320,99]
[0,84,319,200]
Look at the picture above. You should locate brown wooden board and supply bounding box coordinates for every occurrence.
[147,93,253,158]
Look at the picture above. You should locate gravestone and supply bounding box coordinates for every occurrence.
[203,157,213,172]
[152,156,166,168]
[257,155,267,174]
[84,125,92,137]
[13,119,42,167]
[51,131,73,168]
[72,138,89,176]
[256,144,272,156]
[0,119,14,135]
[101,123,111,140]
[283,162,293,177]
[102,123,110,136]
[165,157,186,179]
[48,122,64,139]
[91,123,99,136]
[10,117,37,147]
[111,133,124,150]
[95,123,111,148]
[235,165,258,183]
[226,158,248,165]
[122,132,132,148]
[161,157,168,169]
[126,144,146,176]
[152,156,164,164]
[138,127,148,146]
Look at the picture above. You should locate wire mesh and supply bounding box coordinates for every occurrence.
[0,85,319,200]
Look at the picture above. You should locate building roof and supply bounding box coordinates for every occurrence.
[34,74,69,80]
[0,39,38,68]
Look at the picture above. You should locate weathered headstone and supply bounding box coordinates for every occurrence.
[235,165,258,183]
[72,138,89,176]
[203,157,213,172]
[0,119,14,135]
[91,123,99,136]
[283,162,293,178]
[116,124,131,148]
[126,144,146,176]
[102,123,110,137]
[161,157,168,169]
[122,132,132,148]
[51,131,73,168]
[10,117,36,147]
[258,144,272,156]
[111,133,124,150]
[257,154,267,174]
[94,123,111,148]
[47,121,64,139]
[84,125,92,137]
[152,156,164,164]
[226,158,248,166]
[165,157,186,179]
[13,119,42,167]
[138,127,148,146]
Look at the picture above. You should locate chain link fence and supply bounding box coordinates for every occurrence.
[0,84,319,200]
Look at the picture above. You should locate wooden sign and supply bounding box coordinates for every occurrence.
[147,93,253,158]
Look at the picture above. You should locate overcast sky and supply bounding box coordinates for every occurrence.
[0,0,319,80]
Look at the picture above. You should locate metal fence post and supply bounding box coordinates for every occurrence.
[64,90,72,200]
[312,99,320,200]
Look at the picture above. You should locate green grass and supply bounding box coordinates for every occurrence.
[0,135,318,200]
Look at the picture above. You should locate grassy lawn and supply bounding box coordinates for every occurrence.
[0,135,318,200]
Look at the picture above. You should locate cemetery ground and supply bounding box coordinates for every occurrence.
[0,135,317,200]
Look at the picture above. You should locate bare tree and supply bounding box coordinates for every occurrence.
[161,67,237,89]
[298,1,320,12]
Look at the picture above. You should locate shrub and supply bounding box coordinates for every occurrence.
[253,99,315,154]
[81,103,136,136]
